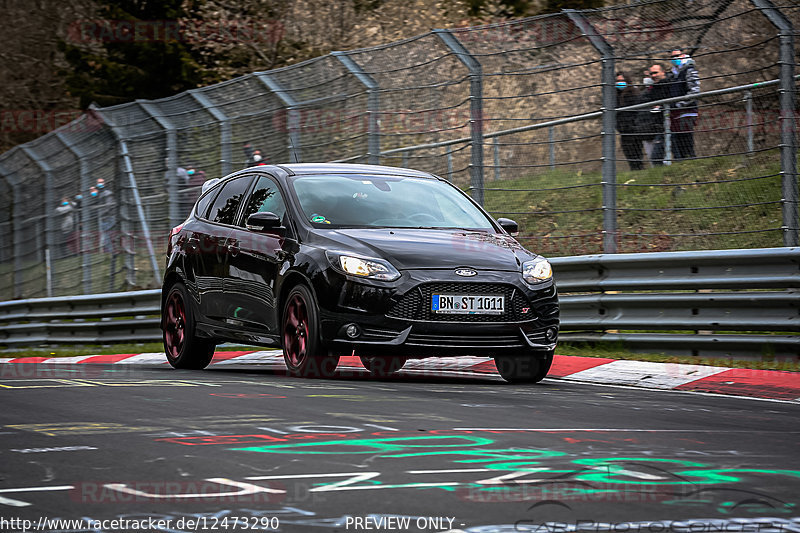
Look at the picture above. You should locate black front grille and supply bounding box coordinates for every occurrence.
[406,332,526,347]
[388,282,530,323]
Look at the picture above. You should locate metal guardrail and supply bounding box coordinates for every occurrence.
[0,289,161,345]
[0,249,797,358]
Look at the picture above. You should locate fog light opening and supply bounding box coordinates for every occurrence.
[345,324,361,339]
[545,328,558,341]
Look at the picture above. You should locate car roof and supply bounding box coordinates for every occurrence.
[273,163,437,179]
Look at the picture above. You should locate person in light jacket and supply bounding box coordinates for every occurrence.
[669,49,700,160]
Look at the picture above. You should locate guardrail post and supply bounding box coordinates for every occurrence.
[20,146,56,296]
[332,52,381,165]
[138,101,181,228]
[751,0,798,247]
[189,90,232,176]
[91,106,162,288]
[434,29,485,206]
[256,73,302,163]
[55,132,97,294]
[565,10,617,253]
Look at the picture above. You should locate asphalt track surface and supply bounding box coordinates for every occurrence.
[0,359,798,533]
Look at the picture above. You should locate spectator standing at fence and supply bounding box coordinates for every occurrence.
[243,142,255,167]
[55,197,77,258]
[94,179,116,253]
[615,72,644,171]
[669,49,700,160]
[644,63,675,166]
[641,69,656,162]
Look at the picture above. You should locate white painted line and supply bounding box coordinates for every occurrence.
[211,351,284,365]
[0,485,75,493]
[39,356,97,364]
[562,360,729,389]
[406,469,491,474]
[112,353,168,364]
[403,357,491,370]
[0,496,30,506]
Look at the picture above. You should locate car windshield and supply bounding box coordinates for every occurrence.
[290,174,495,230]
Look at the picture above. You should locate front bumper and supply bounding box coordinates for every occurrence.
[315,268,559,358]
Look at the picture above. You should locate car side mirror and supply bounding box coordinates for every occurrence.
[496,217,519,236]
[246,212,282,233]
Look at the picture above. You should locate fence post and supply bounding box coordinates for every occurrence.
[0,161,23,299]
[565,10,617,253]
[751,0,798,247]
[20,146,56,296]
[493,137,501,181]
[256,73,302,163]
[446,147,453,181]
[332,52,381,165]
[55,132,97,294]
[744,91,754,154]
[91,106,162,288]
[434,29,485,206]
[664,104,672,166]
[138,101,181,228]
[189,89,232,176]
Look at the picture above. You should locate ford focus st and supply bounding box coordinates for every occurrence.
[160,163,559,383]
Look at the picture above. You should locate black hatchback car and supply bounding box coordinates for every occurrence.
[161,163,559,383]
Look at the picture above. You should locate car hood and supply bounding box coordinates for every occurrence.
[313,228,537,271]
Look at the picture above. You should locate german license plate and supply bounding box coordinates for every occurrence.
[431,294,504,315]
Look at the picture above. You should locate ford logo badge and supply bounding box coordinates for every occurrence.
[455,268,477,277]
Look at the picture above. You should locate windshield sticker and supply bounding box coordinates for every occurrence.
[311,214,330,224]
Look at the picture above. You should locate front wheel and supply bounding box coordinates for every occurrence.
[494,351,553,384]
[282,285,340,378]
[163,282,216,369]
[360,356,407,377]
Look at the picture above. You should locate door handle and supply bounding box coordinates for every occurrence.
[227,242,240,256]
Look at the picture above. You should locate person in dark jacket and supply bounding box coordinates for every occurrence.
[615,72,644,171]
[669,49,700,160]
[643,63,675,166]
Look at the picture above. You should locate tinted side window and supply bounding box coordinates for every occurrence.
[194,189,216,219]
[208,176,252,225]
[240,176,287,226]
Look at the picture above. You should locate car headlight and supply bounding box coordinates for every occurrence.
[326,252,401,281]
[522,257,552,283]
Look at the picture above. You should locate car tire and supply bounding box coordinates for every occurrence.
[494,351,553,384]
[282,285,340,378]
[360,356,407,377]
[163,282,216,369]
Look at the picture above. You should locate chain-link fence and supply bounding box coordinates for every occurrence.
[0,0,797,300]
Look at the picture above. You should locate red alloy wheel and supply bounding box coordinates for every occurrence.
[164,291,186,359]
[283,293,309,369]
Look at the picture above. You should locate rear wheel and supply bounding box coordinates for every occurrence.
[360,356,407,377]
[163,282,215,369]
[494,351,553,384]
[282,285,340,378]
